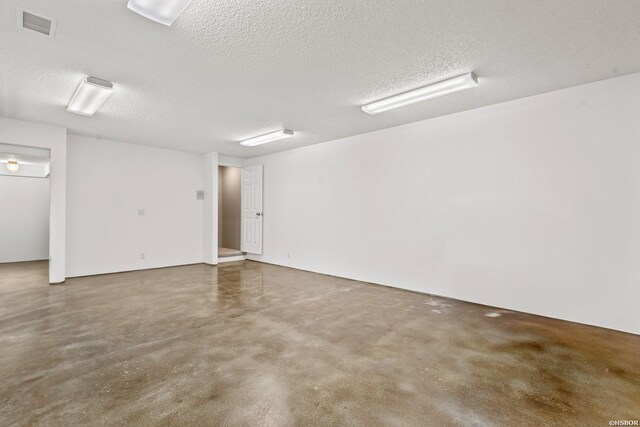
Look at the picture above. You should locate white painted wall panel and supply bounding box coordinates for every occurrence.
[0,176,49,263]
[66,135,204,277]
[246,73,640,335]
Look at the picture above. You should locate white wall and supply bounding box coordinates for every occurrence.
[245,73,640,335]
[0,117,66,283]
[203,152,219,265]
[66,135,204,277]
[0,176,49,262]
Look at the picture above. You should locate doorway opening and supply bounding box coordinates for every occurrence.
[218,166,244,262]
[0,143,51,286]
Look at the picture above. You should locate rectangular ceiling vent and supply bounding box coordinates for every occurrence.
[18,9,56,37]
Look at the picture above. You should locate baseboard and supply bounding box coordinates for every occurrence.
[66,261,205,279]
[0,258,49,264]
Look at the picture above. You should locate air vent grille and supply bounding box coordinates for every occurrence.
[18,9,56,37]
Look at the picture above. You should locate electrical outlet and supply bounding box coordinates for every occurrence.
[287,252,291,258]
[138,209,145,216]
[140,253,145,260]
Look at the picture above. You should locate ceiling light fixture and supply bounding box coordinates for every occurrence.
[240,129,295,147]
[67,76,114,116]
[6,160,19,173]
[362,72,478,115]
[127,0,194,26]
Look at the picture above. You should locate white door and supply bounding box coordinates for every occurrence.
[241,165,263,254]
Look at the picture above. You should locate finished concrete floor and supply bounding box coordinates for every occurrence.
[0,261,638,426]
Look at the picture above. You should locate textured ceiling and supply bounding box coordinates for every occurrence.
[1,1,639,157]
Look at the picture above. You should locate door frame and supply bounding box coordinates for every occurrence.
[214,156,244,266]
[0,119,66,284]
[219,161,242,168]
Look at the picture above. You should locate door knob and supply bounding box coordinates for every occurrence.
[256,212,262,216]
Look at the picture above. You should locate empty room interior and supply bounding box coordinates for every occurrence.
[1,1,639,425]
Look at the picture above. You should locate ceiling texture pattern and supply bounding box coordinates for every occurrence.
[1,0,639,157]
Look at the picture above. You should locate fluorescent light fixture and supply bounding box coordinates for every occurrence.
[6,160,19,173]
[67,76,114,116]
[240,129,295,147]
[127,0,193,26]
[362,72,478,115]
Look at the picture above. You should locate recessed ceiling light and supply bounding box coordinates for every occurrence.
[362,72,478,115]
[240,129,295,147]
[6,160,19,173]
[67,76,114,116]
[127,0,194,26]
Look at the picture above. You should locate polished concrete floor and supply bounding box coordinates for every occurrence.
[0,261,638,426]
